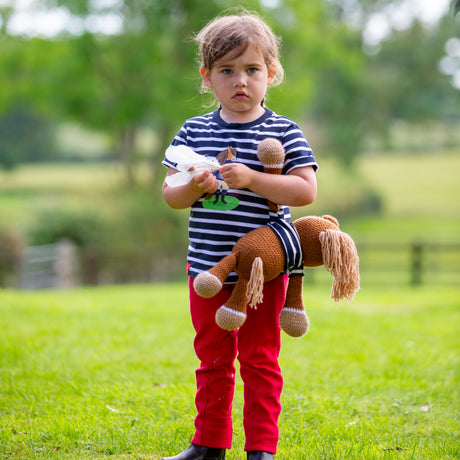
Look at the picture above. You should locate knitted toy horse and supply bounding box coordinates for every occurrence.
[193,214,360,337]
[193,138,359,337]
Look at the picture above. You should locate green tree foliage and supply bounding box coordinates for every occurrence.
[362,16,460,151]
[369,19,459,119]
[0,106,58,169]
[454,0,460,16]
[0,0,457,177]
[262,0,370,167]
[27,0,263,186]
[0,36,73,169]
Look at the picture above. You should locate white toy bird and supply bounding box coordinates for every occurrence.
[165,145,236,187]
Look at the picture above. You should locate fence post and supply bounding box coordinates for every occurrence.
[410,242,423,286]
[55,239,78,288]
[19,239,78,289]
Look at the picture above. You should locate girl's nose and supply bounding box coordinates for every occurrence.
[234,72,247,87]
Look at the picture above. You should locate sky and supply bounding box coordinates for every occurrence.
[0,0,453,38]
[362,0,452,46]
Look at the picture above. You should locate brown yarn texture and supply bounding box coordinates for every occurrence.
[279,308,310,338]
[257,138,285,167]
[257,138,286,211]
[320,229,360,302]
[194,214,360,336]
[215,306,246,331]
[194,139,359,336]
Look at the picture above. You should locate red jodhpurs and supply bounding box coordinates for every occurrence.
[188,274,288,454]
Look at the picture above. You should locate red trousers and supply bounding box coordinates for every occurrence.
[189,274,288,454]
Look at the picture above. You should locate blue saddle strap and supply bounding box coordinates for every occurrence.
[267,216,304,274]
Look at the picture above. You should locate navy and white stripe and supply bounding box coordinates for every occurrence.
[162,108,317,283]
[267,217,303,273]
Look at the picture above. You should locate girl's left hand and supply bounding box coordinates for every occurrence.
[220,163,255,189]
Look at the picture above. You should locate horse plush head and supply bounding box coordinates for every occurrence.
[193,214,360,338]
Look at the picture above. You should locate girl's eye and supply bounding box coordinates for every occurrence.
[222,69,232,75]
[247,68,258,74]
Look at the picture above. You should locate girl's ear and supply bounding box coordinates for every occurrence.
[200,67,213,88]
[267,63,278,85]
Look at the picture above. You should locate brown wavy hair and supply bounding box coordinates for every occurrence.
[195,10,284,93]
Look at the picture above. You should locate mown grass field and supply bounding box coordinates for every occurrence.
[0,283,459,459]
[0,151,459,458]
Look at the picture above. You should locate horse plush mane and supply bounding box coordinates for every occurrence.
[193,138,360,337]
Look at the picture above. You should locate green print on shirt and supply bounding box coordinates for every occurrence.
[203,193,240,211]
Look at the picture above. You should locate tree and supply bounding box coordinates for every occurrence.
[27,0,262,186]
[277,0,460,165]
[0,0,457,177]
[0,35,63,170]
[363,15,460,150]
[0,106,57,170]
[264,0,371,167]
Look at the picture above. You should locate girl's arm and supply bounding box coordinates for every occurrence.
[220,163,317,207]
[162,167,219,209]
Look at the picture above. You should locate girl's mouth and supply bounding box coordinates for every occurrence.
[233,91,248,100]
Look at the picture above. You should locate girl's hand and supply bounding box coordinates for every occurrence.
[220,163,255,189]
[190,169,219,194]
[220,163,317,207]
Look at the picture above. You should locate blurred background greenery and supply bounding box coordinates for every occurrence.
[0,0,459,288]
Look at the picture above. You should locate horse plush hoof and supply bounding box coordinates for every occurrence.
[215,306,246,331]
[194,272,222,298]
[279,308,310,338]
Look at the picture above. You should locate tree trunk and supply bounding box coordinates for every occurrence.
[119,126,137,187]
[151,123,174,193]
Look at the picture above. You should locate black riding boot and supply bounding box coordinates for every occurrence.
[247,451,274,460]
[161,443,226,460]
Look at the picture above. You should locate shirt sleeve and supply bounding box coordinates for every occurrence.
[161,124,188,169]
[281,121,318,174]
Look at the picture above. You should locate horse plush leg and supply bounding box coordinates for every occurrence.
[194,253,237,298]
[279,274,310,337]
[215,278,248,331]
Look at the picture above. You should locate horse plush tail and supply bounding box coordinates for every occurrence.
[246,257,264,308]
[319,229,360,302]
[216,256,265,331]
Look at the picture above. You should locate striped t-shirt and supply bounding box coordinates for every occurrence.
[162,108,318,283]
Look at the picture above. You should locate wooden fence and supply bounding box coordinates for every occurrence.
[306,240,460,287]
[18,240,79,290]
[4,240,460,290]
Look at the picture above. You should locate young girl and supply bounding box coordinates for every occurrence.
[161,11,318,460]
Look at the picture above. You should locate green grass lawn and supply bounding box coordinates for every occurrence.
[0,152,459,457]
[0,162,126,229]
[1,283,458,459]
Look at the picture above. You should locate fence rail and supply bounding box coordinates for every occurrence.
[306,240,460,287]
[362,240,460,286]
[1,240,459,289]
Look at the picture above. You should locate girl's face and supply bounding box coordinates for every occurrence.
[201,44,277,124]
